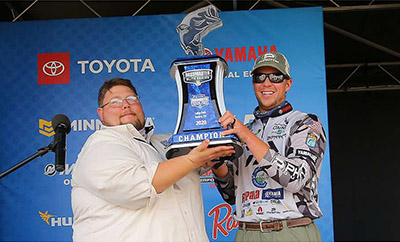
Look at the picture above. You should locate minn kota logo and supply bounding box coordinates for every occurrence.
[39,118,55,137]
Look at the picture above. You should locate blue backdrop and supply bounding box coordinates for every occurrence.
[0,7,333,242]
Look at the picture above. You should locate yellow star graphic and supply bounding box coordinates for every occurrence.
[39,211,53,225]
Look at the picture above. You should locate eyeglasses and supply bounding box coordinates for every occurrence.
[101,95,140,108]
[252,73,287,84]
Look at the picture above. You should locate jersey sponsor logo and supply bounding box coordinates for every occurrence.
[242,190,261,203]
[296,149,318,165]
[304,119,323,134]
[242,188,284,203]
[256,206,264,215]
[245,207,253,216]
[306,132,318,147]
[272,156,307,180]
[38,53,70,85]
[262,188,284,200]
[251,167,268,188]
[267,133,287,140]
[272,123,287,130]
[267,122,288,139]
[266,207,280,214]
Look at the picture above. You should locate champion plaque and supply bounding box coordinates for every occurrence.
[165,5,243,159]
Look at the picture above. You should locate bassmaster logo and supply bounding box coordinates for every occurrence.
[39,210,72,227]
[39,117,155,136]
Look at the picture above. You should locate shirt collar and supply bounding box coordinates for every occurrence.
[101,123,147,141]
[253,101,293,122]
[100,123,156,143]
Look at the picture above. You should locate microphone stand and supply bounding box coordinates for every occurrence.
[0,143,53,179]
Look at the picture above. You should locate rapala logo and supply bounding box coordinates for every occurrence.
[39,119,55,137]
[38,53,70,85]
[39,211,72,227]
[210,45,277,63]
[77,58,155,74]
[208,203,238,240]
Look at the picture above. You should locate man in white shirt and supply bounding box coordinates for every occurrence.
[71,78,235,242]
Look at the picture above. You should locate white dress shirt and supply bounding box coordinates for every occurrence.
[71,124,209,242]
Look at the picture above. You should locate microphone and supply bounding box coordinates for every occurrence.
[51,114,71,172]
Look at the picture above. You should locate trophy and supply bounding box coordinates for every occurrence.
[165,5,243,159]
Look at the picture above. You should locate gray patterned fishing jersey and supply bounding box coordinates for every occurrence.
[214,101,326,222]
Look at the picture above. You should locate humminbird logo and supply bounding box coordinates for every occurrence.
[39,211,72,227]
[183,69,213,86]
[39,119,55,137]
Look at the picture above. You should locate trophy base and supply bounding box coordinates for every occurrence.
[165,137,243,160]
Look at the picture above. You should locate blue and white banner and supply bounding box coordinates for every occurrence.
[0,7,333,241]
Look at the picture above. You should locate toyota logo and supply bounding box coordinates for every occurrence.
[43,61,65,76]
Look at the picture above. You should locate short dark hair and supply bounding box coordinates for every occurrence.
[98,78,138,107]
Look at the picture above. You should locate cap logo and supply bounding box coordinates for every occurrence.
[258,53,280,64]
[263,53,276,59]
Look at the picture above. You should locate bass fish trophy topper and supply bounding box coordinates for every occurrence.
[166,5,243,159]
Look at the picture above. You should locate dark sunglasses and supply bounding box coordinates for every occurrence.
[252,73,287,83]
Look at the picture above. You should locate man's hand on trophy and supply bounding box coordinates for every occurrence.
[219,111,252,143]
[185,139,235,169]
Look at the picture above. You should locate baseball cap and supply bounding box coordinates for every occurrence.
[250,52,291,79]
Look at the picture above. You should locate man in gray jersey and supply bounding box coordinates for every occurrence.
[211,52,327,242]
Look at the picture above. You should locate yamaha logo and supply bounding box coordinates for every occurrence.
[43,61,65,76]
